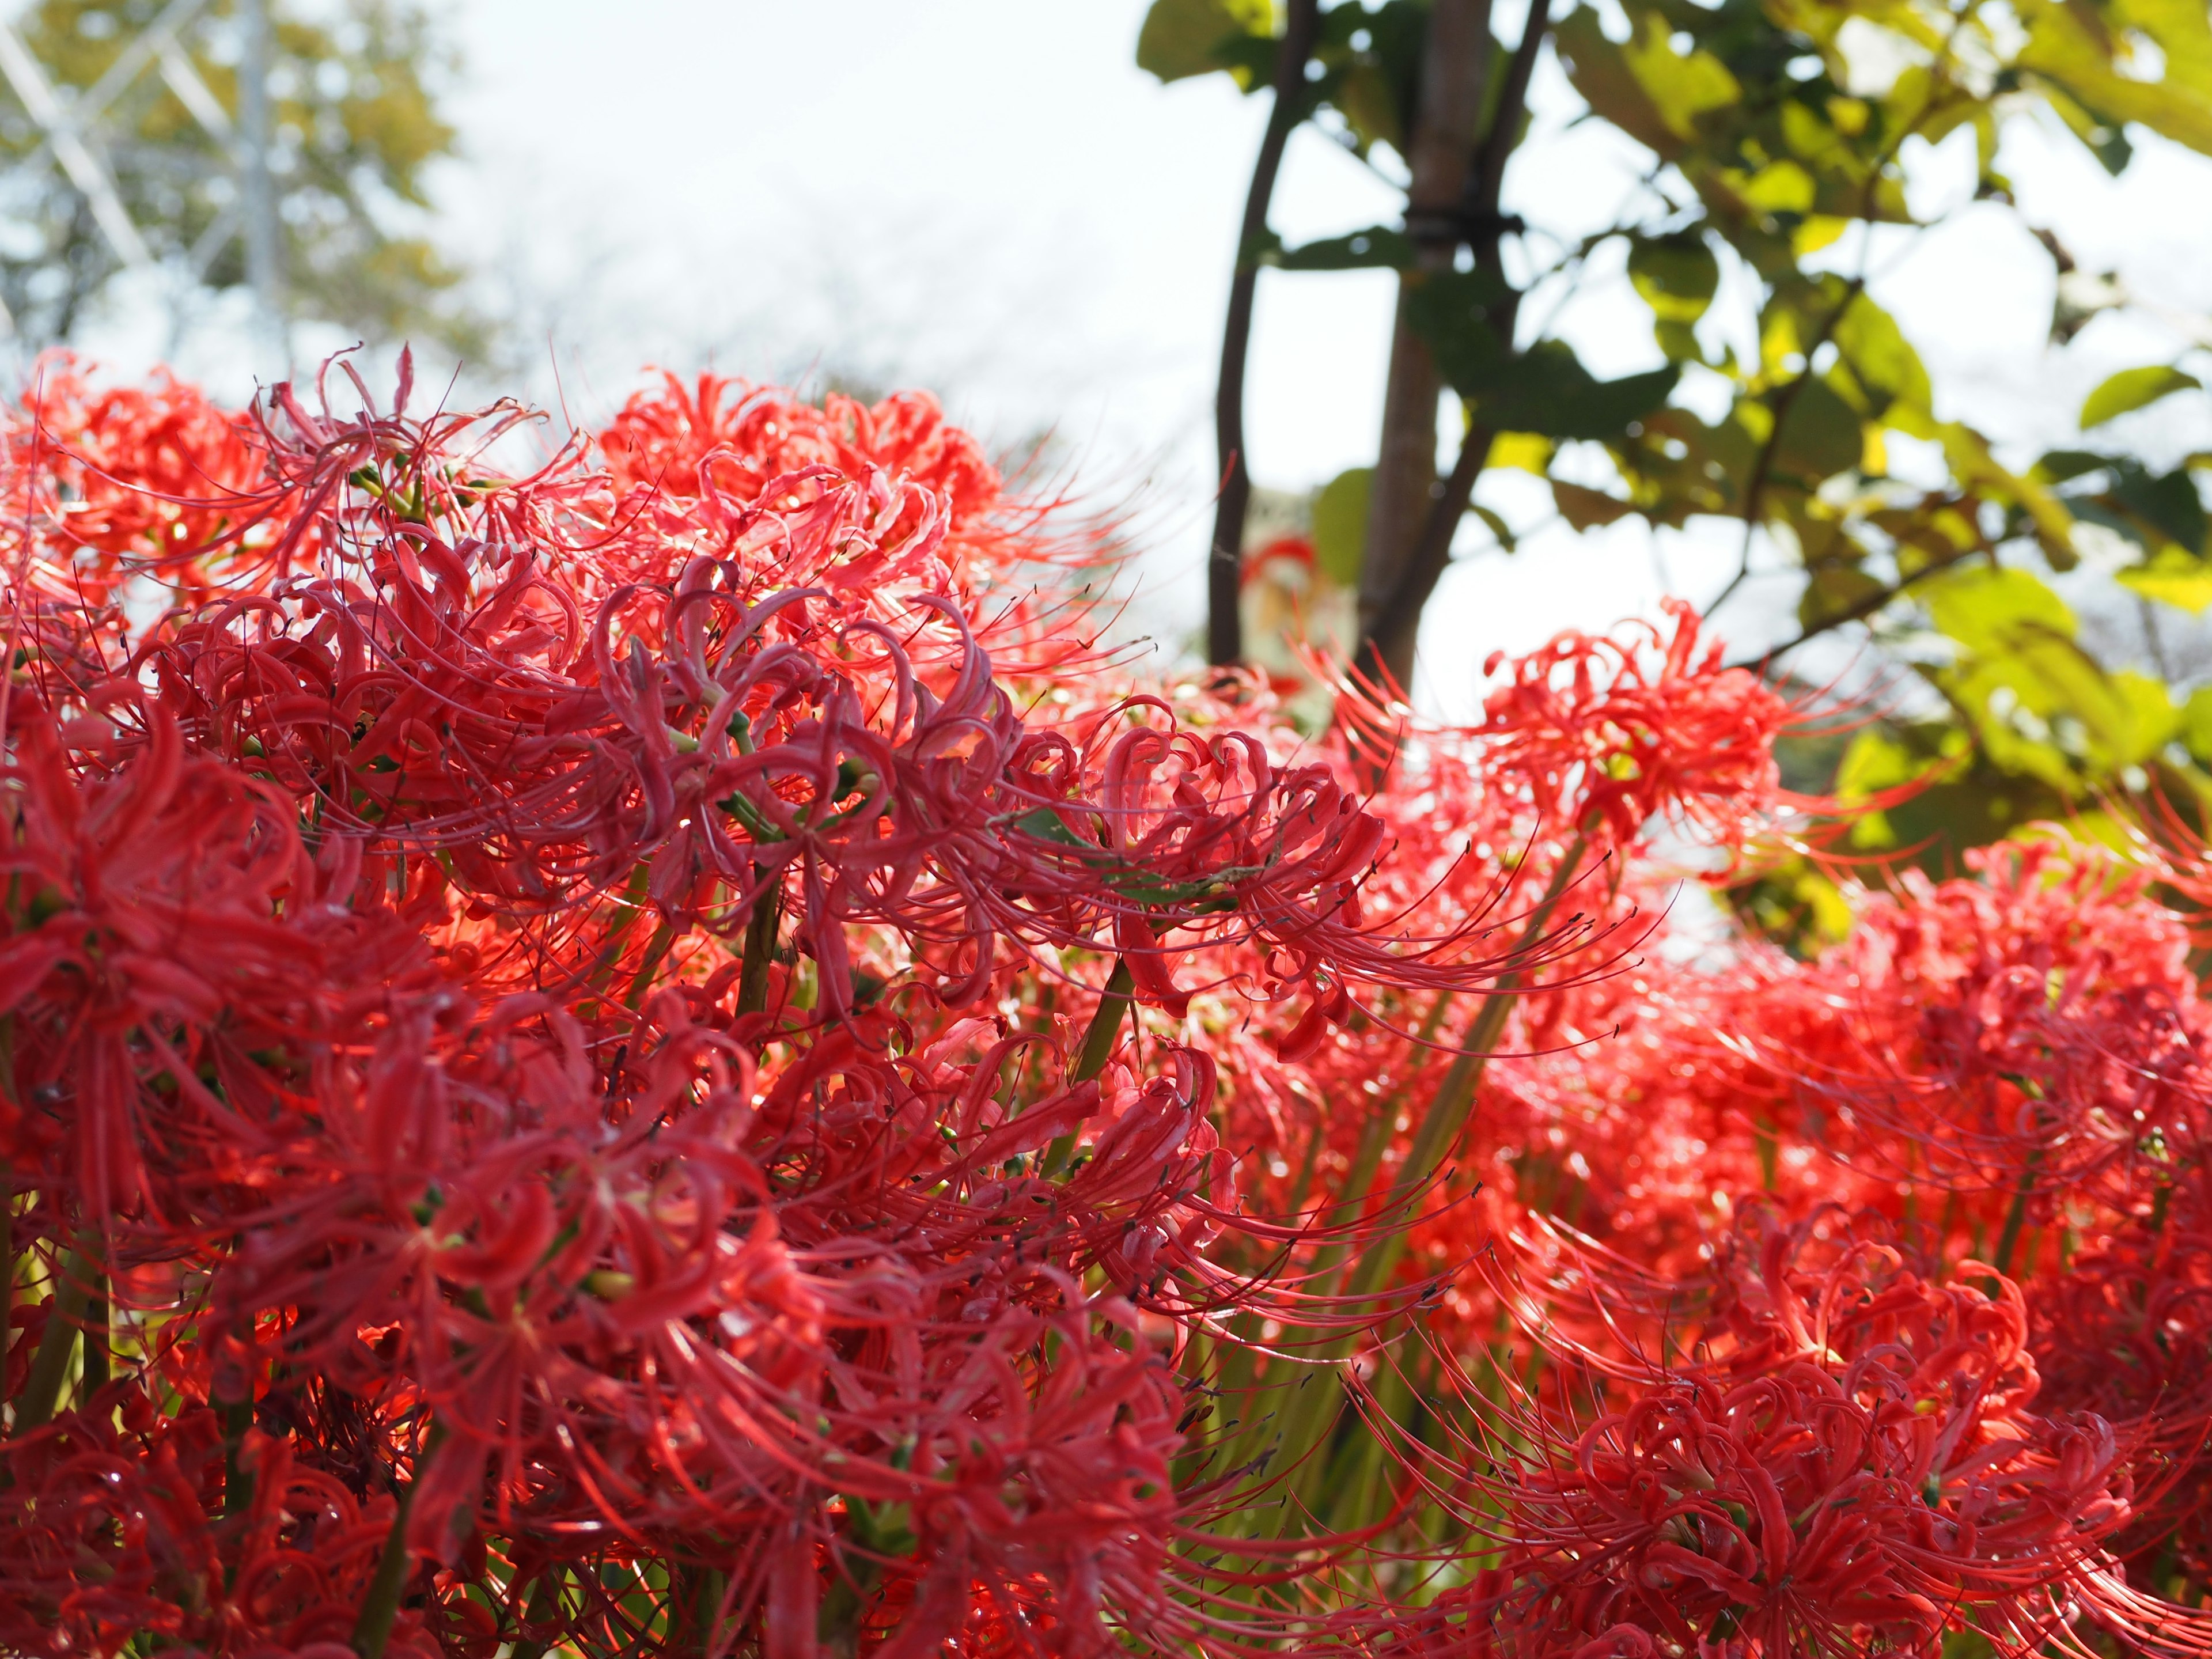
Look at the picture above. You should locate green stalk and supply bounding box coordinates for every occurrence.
[509,1570,561,1659]
[1218,991,1461,1468]
[1992,1147,2043,1281]
[1753,1116,1779,1191]
[353,1423,443,1659]
[622,921,677,1011]
[735,880,783,1018]
[1073,957,1135,1082]
[79,1284,107,1397]
[1,1175,13,1379]
[1041,958,1134,1177]
[1271,840,1588,1524]
[13,1241,93,1434]
[691,1564,726,1658]
[215,1320,260,1530]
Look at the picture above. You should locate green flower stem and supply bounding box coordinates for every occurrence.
[353,1422,444,1659]
[736,879,783,1018]
[13,1238,96,1435]
[1041,957,1134,1177]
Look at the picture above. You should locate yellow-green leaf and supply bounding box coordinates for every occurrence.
[1923,563,2076,656]
[1620,15,1741,141]
[2116,546,2212,613]
[1137,0,1273,85]
[2017,0,2212,157]
[1738,160,1816,214]
[1490,433,1555,475]
[1310,467,1371,586]
[2080,365,2203,429]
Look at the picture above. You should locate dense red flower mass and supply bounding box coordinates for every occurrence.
[3,354,2211,1659]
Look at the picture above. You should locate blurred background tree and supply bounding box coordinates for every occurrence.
[1147,0,2212,912]
[0,0,474,354]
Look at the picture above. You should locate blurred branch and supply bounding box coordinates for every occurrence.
[1209,0,1322,669]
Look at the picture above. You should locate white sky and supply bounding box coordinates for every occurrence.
[86,1,2212,714]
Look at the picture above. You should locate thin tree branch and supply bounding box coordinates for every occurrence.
[1208,0,1322,669]
[1727,540,1984,672]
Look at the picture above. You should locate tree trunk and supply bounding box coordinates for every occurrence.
[1354,0,1496,698]
[1208,0,1323,669]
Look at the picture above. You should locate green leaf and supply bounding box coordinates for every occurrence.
[1769,377,1863,484]
[1275,226,1414,271]
[2080,365,2203,429]
[1923,564,2077,657]
[1012,807,1096,848]
[1627,233,1719,324]
[1917,564,2173,787]
[1311,467,1372,585]
[1470,503,1517,552]
[2031,449,2111,484]
[1619,13,1742,141]
[1552,480,1634,529]
[1938,422,2078,570]
[1797,558,1887,630]
[2183,684,2212,763]
[1332,62,1405,156]
[1737,160,1817,214]
[1137,0,1273,84]
[1833,296,1933,418]
[1554,9,1687,157]
[2018,0,2212,159]
[2107,462,2209,552]
[2117,546,2212,613]
[1408,272,1680,439]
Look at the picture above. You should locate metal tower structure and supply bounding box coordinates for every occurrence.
[0,0,281,347]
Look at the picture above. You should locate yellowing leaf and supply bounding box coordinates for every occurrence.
[2116,546,2212,613]
[2182,684,2212,762]
[1137,0,1273,85]
[1489,433,1555,474]
[1826,96,1871,136]
[1792,216,1850,256]
[2109,669,2184,763]
[1620,15,1741,141]
[1939,421,2077,568]
[1554,10,1684,156]
[2017,0,2212,156]
[1740,161,1816,214]
[1835,294,1933,415]
[2080,364,2203,429]
[1923,564,2076,657]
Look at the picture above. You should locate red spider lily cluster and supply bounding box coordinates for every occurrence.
[3,354,2211,1659]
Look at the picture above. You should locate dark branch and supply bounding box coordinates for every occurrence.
[1209,0,1323,669]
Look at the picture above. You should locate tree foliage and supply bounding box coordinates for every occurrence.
[0,0,470,349]
[1144,0,2212,872]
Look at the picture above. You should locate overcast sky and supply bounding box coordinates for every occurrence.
[108,2,2212,712]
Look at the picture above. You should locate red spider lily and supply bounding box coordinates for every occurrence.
[2032,1155,2212,1588]
[1368,1211,2212,1658]
[0,1404,435,1659]
[13,356,2212,1659]
[1469,598,1794,847]
[2,354,294,609]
